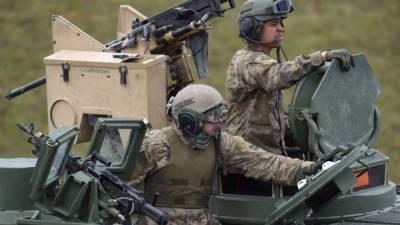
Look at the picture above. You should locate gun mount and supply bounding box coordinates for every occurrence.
[5,0,236,143]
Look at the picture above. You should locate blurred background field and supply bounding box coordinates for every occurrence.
[0,0,399,181]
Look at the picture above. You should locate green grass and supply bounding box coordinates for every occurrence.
[0,0,399,182]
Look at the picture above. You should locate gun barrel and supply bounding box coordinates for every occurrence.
[5,76,46,100]
[141,203,169,225]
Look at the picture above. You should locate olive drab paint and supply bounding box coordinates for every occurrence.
[1,1,400,225]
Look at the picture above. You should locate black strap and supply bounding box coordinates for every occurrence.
[209,133,222,221]
[211,134,222,195]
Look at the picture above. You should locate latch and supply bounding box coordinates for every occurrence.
[297,109,322,156]
[62,63,70,82]
[119,66,127,85]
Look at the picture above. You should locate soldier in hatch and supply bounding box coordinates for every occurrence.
[130,84,314,225]
[225,0,353,155]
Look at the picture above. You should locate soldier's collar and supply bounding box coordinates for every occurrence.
[245,45,270,55]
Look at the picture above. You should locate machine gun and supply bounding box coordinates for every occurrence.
[4,0,236,145]
[17,122,168,225]
[4,0,235,101]
[105,0,235,77]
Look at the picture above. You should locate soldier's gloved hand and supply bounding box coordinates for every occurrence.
[305,162,319,175]
[322,49,354,71]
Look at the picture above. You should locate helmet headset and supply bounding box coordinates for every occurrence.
[238,0,293,44]
[168,84,224,149]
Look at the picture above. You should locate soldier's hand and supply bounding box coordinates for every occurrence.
[310,162,318,174]
[304,162,319,176]
[323,49,354,71]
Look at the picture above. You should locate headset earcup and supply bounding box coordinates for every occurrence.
[239,17,261,42]
[239,17,253,39]
[178,112,201,135]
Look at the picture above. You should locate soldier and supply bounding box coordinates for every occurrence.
[130,84,315,225]
[225,0,354,155]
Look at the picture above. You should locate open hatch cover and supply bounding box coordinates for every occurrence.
[289,54,380,156]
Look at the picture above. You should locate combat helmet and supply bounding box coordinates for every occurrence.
[238,0,294,43]
[168,84,224,149]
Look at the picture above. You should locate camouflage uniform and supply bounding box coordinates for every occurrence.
[131,126,313,225]
[225,47,320,154]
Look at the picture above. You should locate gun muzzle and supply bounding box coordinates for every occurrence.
[141,203,169,225]
[5,76,46,100]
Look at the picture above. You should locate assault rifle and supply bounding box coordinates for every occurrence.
[105,0,236,77]
[17,122,169,225]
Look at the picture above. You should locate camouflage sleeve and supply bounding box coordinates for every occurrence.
[236,51,320,91]
[219,132,314,186]
[129,129,170,187]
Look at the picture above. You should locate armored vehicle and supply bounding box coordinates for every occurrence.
[212,55,400,225]
[2,0,400,225]
[2,0,236,224]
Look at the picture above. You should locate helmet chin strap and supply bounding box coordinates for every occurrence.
[247,38,288,64]
[243,32,282,45]
[276,46,288,63]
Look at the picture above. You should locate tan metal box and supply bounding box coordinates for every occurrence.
[44,50,168,142]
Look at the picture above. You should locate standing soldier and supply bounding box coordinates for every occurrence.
[225,0,353,155]
[130,84,314,225]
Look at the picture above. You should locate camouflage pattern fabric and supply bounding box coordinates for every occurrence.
[219,132,313,185]
[137,208,220,225]
[225,47,320,154]
[130,126,313,224]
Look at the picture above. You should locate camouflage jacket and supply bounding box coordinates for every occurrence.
[225,47,318,154]
[131,126,313,225]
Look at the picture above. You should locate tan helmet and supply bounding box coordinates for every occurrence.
[169,84,224,149]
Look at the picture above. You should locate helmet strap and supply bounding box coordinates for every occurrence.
[276,47,288,63]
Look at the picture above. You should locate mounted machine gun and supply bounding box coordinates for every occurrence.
[5,0,236,143]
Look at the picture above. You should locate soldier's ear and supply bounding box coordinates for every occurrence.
[239,17,262,42]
